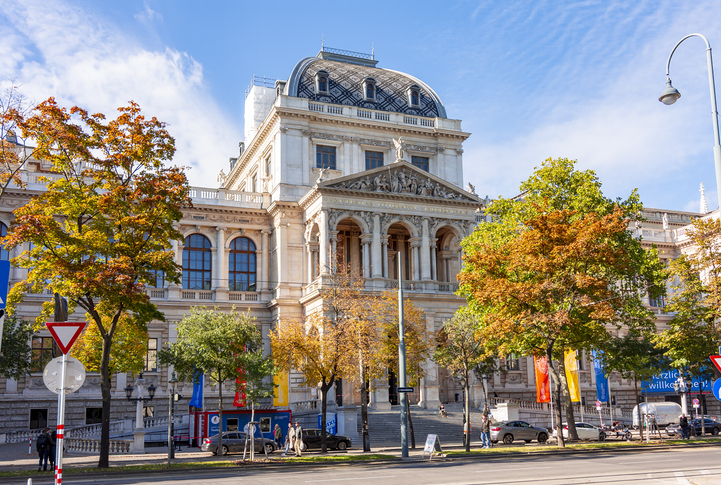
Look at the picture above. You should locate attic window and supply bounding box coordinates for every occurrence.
[408,85,421,107]
[363,77,377,101]
[316,70,329,94]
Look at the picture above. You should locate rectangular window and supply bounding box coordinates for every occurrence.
[144,338,158,372]
[31,337,58,373]
[260,417,271,433]
[265,157,272,177]
[506,354,519,371]
[86,407,103,425]
[411,156,429,172]
[251,173,257,193]
[316,145,336,169]
[30,409,48,429]
[150,270,164,288]
[365,151,384,170]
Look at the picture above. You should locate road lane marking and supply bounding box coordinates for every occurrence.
[702,470,711,474]
[305,476,395,483]
[675,471,690,484]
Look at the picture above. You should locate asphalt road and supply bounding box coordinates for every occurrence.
[9,447,721,485]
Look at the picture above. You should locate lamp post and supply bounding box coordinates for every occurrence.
[168,372,178,465]
[672,373,690,415]
[660,33,721,213]
[124,374,156,452]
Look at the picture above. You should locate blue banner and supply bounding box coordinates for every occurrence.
[592,350,609,402]
[189,371,203,408]
[641,369,713,394]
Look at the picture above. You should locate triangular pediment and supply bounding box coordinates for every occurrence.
[317,161,480,203]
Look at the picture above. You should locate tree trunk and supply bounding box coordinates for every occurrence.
[546,347,565,448]
[464,378,471,452]
[320,379,333,453]
[97,334,113,468]
[218,377,224,456]
[360,374,370,452]
[405,397,416,448]
[634,376,642,441]
[557,359,578,441]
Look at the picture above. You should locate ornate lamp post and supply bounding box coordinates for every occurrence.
[660,33,721,213]
[124,373,156,452]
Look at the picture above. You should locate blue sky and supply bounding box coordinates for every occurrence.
[2,0,721,213]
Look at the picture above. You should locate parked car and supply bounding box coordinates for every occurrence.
[299,428,352,451]
[201,431,277,455]
[666,418,721,437]
[489,420,549,444]
[552,422,605,441]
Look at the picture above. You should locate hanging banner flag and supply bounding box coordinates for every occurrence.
[189,370,204,409]
[592,350,609,402]
[564,350,581,402]
[534,355,550,402]
[234,367,247,407]
[273,371,289,407]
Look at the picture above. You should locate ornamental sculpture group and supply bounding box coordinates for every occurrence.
[336,166,463,199]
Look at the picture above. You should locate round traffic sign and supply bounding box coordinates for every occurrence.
[596,400,601,407]
[693,398,700,405]
[43,356,86,394]
[713,378,721,401]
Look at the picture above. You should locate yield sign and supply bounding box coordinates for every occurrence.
[710,355,721,374]
[46,322,86,354]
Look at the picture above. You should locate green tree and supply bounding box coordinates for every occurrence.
[460,157,664,446]
[434,307,494,452]
[655,217,721,434]
[4,98,190,468]
[160,307,274,458]
[0,314,33,380]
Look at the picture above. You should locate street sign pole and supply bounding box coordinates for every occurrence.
[55,352,67,485]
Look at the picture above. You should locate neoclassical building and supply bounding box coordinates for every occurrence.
[0,47,716,438]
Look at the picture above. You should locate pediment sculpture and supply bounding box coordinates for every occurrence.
[330,167,470,200]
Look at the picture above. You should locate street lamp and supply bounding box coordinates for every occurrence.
[168,372,178,465]
[124,373,156,428]
[672,374,691,415]
[660,33,721,213]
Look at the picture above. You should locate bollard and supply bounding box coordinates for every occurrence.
[27,478,32,485]
[28,438,32,454]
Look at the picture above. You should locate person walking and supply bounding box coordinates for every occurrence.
[480,415,491,449]
[36,428,53,472]
[284,423,294,456]
[294,421,304,457]
[49,428,57,472]
[273,424,283,449]
[679,414,690,440]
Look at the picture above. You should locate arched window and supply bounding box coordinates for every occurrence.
[183,234,212,289]
[316,70,329,94]
[229,237,257,291]
[363,77,377,101]
[408,85,421,107]
[0,222,8,261]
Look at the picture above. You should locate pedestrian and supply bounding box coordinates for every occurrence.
[294,421,304,457]
[49,428,57,471]
[480,415,491,449]
[284,423,294,456]
[274,424,283,449]
[36,427,53,472]
[679,414,690,440]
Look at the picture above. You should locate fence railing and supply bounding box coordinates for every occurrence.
[65,438,132,454]
[290,400,319,412]
[65,420,124,439]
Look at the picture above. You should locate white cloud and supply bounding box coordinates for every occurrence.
[135,3,163,24]
[0,0,239,188]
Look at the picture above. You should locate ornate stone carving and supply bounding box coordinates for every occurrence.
[333,167,464,200]
[357,138,391,147]
[279,125,289,134]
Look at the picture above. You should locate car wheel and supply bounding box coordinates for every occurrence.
[220,445,229,455]
[713,427,719,436]
[338,441,348,451]
[537,433,548,444]
[598,432,606,441]
[503,434,514,445]
[264,443,275,454]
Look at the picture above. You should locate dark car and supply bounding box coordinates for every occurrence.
[201,431,276,455]
[299,428,352,451]
[666,418,720,437]
[489,420,549,444]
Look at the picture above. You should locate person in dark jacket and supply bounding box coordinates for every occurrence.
[49,429,57,471]
[679,414,690,440]
[36,428,54,472]
[480,415,491,448]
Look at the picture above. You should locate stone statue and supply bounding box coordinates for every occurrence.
[393,137,406,161]
[467,182,476,195]
[662,212,669,230]
[317,167,329,182]
[217,169,227,187]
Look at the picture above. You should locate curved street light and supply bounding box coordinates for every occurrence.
[660,33,721,214]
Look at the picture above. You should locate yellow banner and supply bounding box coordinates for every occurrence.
[564,350,581,402]
[273,371,289,407]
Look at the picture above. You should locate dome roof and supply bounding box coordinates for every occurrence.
[286,57,447,119]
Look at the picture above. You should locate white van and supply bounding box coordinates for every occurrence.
[632,402,683,428]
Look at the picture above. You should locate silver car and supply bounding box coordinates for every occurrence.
[489,420,550,444]
[201,431,276,455]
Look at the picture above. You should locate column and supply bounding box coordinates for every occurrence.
[420,219,431,280]
[306,244,314,283]
[319,210,329,275]
[382,235,390,279]
[409,238,421,281]
[360,234,372,279]
[330,231,339,273]
[214,227,226,290]
[350,232,360,275]
[430,239,438,281]
[371,214,382,278]
[261,229,271,291]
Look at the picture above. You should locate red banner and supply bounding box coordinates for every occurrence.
[534,355,550,403]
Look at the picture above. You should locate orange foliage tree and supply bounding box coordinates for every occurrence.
[4,98,190,467]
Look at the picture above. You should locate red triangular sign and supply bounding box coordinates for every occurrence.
[710,355,721,374]
[46,322,86,354]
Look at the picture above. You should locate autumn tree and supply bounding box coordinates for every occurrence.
[160,307,274,458]
[434,306,494,452]
[0,83,38,201]
[460,158,664,446]
[655,217,721,434]
[4,98,190,468]
[0,314,33,379]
